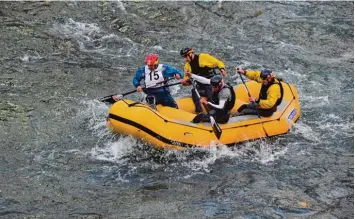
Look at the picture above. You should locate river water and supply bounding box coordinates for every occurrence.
[0,1,353,218]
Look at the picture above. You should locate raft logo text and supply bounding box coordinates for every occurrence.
[287,108,297,121]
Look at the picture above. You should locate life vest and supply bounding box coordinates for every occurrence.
[190,55,216,79]
[258,78,284,112]
[211,83,236,115]
[144,64,165,88]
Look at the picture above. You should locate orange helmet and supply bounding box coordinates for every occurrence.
[145,53,159,66]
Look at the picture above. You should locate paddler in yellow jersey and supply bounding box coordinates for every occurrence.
[179,47,227,113]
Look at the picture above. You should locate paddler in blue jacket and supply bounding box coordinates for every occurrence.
[122,53,184,109]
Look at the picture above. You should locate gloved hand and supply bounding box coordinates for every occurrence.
[236,67,246,74]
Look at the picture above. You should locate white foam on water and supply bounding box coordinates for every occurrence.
[19,52,42,63]
[89,136,137,164]
[20,54,30,62]
[312,113,354,139]
[277,41,303,51]
[77,98,293,181]
[292,121,321,143]
[247,140,289,164]
[282,68,307,80]
[151,45,164,50]
[179,146,233,173]
[50,18,140,57]
[78,99,142,165]
[79,99,112,139]
[301,95,329,108]
[114,0,126,12]
[57,18,101,41]
[164,139,290,178]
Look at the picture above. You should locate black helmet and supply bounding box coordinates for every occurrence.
[210,75,223,88]
[260,69,273,79]
[180,47,193,57]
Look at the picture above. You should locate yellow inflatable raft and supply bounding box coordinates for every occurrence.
[106,81,301,150]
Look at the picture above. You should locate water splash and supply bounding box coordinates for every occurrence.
[79,99,111,139]
[301,95,329,108]
[19,52,43,63]
[78,95,292,181]
[89,136,137,164]
[312,113,354,139]
[292,121,321,143]
[50,18,141,57]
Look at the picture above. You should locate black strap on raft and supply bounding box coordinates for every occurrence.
[274,79,284,107]
[128,102,143,107]
[277,77,295,100]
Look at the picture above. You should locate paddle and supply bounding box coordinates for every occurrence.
[99,80,181,104]
[238,72,269,137]
[191,78,222,140]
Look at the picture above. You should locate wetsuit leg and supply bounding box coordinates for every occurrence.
[192,113,210,123]
[161,92,178,109]
[204,85,213,102]
[146,94,157,110]
[237,103,258,115]
[191,88,203,113]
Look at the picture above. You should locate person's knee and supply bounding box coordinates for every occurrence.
[216,117,229,124]
[169,100,178,109]
[259,110,274,117]
[192,113,209,123]
[164,95,178,109]
[146,95,156,105]
[237,104,247,112]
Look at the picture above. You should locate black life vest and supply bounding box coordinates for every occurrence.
[258,78,284,112]
[211,83,236,114]
[190,54,216,79]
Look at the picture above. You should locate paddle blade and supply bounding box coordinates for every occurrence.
[210,116,222,139]
[99,96,116,104]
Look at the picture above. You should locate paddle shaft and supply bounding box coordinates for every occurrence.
[191,79,222,139]
[100,81,181,103]
[238,73,269,137]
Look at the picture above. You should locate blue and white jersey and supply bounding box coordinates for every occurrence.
[144,64,165,88]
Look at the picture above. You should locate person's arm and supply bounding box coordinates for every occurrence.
[180,63,192,85]
[190,73,210,85]
[206,88,231,109]
[199,53,225,70]
[162,64,184,79]
[132,67,145,87]
[199,53,226,76]
[207,100,226,109]
[245,70,263,83]
[236,68,263,83]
